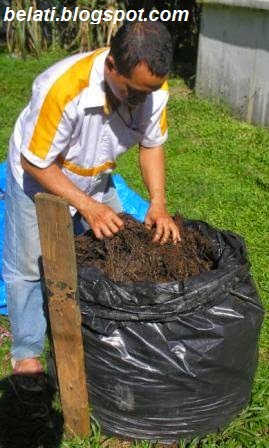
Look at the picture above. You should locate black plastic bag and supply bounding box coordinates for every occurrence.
[78,220,264,442]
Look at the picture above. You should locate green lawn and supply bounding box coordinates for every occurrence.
[0,51,268,448]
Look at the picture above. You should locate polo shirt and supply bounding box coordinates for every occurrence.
[8,48,169,208]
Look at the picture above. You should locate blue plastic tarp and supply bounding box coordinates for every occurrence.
[0,161,7,315]
[112,174,149,223]
[0,164,149,315]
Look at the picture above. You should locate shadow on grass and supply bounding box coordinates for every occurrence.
[0,373,64,448]
[172,46,198,90]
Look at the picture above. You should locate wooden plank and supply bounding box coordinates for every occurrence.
[35,192,90,438]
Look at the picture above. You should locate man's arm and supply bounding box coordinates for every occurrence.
[139,145,180,244]
[21,155,124,239]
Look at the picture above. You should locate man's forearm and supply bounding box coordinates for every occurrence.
[139,145,180,243]
[21,154,91,214]
[20,154,124,239]
[139,145,166,205]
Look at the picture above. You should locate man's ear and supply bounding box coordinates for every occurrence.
[105,55,116,72]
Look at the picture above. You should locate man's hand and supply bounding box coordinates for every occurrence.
[20,156,124,240]
[81,199,124,240]
[145,204,180,245]
[139,145,180,244]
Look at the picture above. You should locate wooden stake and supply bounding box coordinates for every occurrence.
[35,193,90,438]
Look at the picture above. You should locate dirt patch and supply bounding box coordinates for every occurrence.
[170,84,192,97]
[101,438,132,448]
[101,440,178,448]
[75,214,215,283]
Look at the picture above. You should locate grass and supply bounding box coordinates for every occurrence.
[0,51,268,447]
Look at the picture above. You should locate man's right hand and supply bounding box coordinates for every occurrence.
[20,155,124,240]
[80,199,124,239]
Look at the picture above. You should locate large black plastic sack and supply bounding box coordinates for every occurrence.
[78,219,264,442]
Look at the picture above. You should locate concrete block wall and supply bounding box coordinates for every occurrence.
[196,0,269,127]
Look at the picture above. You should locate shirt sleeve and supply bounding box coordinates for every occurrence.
[20,78,77,168]
[139,87,169,148]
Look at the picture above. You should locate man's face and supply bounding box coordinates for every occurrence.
[104,56,167,108]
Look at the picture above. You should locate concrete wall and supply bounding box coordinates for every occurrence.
[196,1,269,127]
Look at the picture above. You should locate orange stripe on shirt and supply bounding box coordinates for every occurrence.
[160,81,168,134]
[29,48,107,160]
[160,107,167,135]
[161,80,169,91]
[57,155,116,177]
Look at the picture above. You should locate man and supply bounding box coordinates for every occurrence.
[3,21,180,375]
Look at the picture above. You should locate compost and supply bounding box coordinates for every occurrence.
[75,214,215,282]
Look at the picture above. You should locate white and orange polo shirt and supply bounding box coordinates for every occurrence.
[8,48,169,208]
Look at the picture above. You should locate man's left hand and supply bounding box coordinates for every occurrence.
[145,205,181,245]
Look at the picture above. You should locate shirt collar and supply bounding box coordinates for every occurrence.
[86,48,110,112]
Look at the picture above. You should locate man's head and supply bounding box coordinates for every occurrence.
[104,21,173,107]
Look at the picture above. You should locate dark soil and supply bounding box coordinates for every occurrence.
[75,214,215,283]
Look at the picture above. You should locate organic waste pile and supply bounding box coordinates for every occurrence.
[75,214,215,283]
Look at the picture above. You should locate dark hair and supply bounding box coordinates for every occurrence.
[110,21,173,77]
